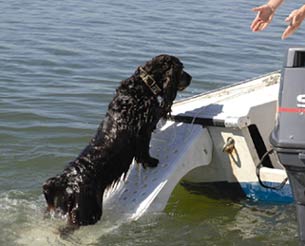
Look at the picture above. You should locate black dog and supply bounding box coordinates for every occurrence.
[43,55,191,229]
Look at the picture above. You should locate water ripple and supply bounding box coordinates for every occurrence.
[1,0,303,244]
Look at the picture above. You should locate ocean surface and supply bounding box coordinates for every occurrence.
[1,0,304,245]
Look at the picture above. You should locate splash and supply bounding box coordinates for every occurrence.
[0,190,129,246]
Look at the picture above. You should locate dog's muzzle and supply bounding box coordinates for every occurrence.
[177,71,192,91]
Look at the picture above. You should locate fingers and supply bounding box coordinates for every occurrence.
[260,22,269,31]
[282,10,301,39]
[285,10,298,24]
[250,12,265,31]
[251,4,305,39]
[251,14,270,32]
[282,18,299,39]
[252,20,267,32]
[250,17,262,31]
[250,5,273,32]
[251,21,269,32]
[281,25,296,40]
[250,13,259,30]
[252,6,264,12]
[285,15,293,23]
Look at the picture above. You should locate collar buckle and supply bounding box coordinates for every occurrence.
[139,67,162,96]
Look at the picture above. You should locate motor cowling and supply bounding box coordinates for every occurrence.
[270,48,305,245]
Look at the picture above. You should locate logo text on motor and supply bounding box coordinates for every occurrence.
[297,94,305,108]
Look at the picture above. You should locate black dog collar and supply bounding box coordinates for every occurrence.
[139,66,162,96]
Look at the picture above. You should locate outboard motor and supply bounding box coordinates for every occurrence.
[270,48,305,245]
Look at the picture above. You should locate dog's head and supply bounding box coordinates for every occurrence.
[139,54,192,115]
[43,173,102,226]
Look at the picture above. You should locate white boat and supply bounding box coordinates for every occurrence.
[103,71,292,221]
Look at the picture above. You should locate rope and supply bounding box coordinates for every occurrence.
[256,149,289,190]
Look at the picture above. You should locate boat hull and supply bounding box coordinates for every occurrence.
[171,72,293,203]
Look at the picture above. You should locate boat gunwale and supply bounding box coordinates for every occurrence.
[174,70,281,107]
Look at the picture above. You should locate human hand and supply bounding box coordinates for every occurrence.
[282,6,305,39]
[251,4,275,32]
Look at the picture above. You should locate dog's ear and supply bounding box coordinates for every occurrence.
[164,65,177,89]
[69,185,102,226]
[160,64,179,115]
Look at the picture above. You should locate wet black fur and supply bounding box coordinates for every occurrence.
[43,55,191,228]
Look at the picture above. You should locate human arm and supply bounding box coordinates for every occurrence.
[251,0,284,32]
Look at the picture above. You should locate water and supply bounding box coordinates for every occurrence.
[0,0,304,244]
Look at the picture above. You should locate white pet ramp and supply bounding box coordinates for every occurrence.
[103,120,213,220]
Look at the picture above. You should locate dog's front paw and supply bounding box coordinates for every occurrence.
[141,157,159,168]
